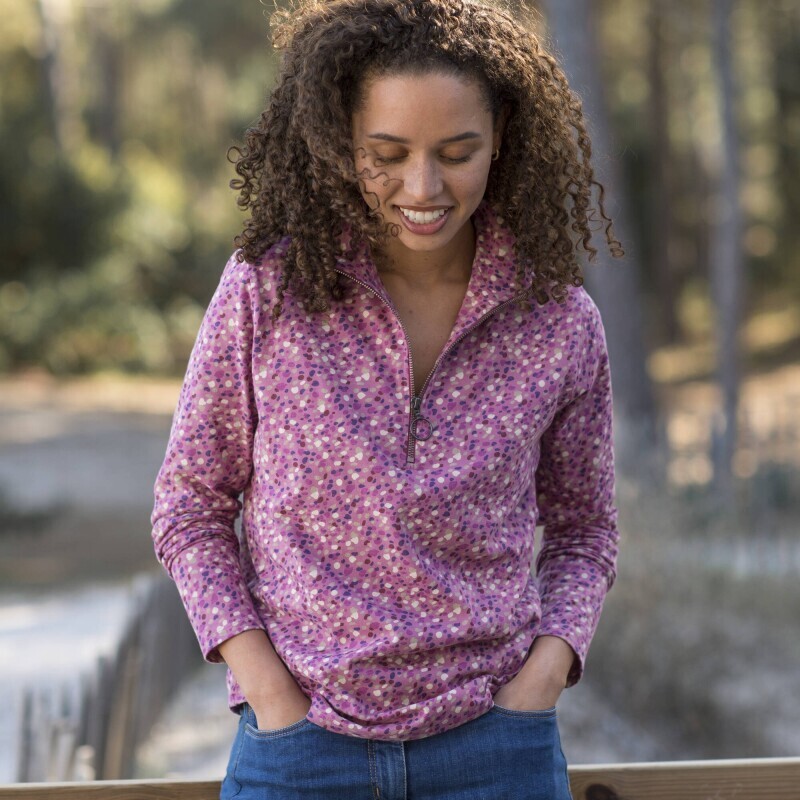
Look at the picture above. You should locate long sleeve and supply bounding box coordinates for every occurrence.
[151,253,266,663]
[534,298,620,686]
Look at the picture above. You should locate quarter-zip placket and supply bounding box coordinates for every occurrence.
[334,268,429,463]
[335,267,530,465]
[406,290,531,463]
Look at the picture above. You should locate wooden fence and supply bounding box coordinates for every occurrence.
[2,757,800,799]
[15,573,203,783]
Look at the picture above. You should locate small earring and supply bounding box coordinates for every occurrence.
[492,148,500,161]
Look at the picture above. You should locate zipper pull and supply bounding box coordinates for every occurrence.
[409,395,434,441]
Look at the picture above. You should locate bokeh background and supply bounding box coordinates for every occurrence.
[1,0,799,785]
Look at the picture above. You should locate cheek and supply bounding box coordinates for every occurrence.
[360,169,401,204]
[453,160,493,196]
[354,150,390,186]
[353,153,381,201]
[359,175,390,205]
[354,166,400,212]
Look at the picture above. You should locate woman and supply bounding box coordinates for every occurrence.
[151,0,623,797]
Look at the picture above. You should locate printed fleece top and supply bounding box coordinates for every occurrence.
[151,199,620,741]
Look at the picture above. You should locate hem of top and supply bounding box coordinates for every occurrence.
[267,700,497,742]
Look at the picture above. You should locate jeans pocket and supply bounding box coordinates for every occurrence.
[489,702,557,719]
[241,701,312,739]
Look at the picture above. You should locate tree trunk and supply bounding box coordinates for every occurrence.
[36,0,81,155]
[540,0,662,474]
[86,4,123,158]
[709,0,744,508]
[648,0,680,345]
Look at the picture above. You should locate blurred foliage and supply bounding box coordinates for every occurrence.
[0,0,799,373]
[599,0,800,337]
[0,0,277,373]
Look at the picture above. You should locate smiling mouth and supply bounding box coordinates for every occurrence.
[397,206,450,224]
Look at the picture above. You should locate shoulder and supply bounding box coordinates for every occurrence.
[551,283,607,352]
[218,237,293,301]
[561,282,602,325]
[226,237,292,279]
[548,284,610,395]
[530,282,604,345]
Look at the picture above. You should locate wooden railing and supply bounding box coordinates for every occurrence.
[16,574,203,783]
[568,757,800,799]
[2,756,799,799]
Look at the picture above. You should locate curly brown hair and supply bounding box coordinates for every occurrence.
[228,0,624,321]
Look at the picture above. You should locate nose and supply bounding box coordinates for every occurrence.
[404,155,443,201]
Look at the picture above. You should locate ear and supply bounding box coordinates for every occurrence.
[493,103,511,150]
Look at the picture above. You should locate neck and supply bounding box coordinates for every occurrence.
[375,218,476,290]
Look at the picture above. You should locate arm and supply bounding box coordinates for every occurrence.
[217,630,311,728]
[151,254,310,727]
[532,299,620,688]
[494,299,619,711]
[151,253,264,663]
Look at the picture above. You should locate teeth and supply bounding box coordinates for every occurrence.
[399,207,448,224]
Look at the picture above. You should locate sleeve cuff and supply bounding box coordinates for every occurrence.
[204,623,269,665]
[536,565,612,687]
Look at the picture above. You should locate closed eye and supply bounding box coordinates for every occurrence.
[373,154,473,165]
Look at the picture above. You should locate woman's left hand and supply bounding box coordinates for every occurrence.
[492,635,575,711]
[492,673,563,711]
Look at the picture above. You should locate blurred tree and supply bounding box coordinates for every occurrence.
[36,0,81,154]
[770,3,800,293]
[647,0,680,344]
[708,0,744,505]
[541,0,663,472]
[0,0,279,373]
[85,4,122,157]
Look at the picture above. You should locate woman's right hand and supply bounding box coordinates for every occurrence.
[217,629,313,730]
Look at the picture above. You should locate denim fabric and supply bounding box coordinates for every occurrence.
[220,701,573,800]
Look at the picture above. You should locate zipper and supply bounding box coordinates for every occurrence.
[406,290,532,462]
[334,269,430,462]
[334,267,529,464]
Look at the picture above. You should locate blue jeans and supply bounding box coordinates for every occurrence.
[220,701,573,799]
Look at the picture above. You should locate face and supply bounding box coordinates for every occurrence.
[351,71,502,259]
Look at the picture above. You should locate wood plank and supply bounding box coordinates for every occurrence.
[3,757,800,799]
[568,757,800,800]
[0,778,221,799]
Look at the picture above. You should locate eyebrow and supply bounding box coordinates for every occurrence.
[365,132,482,144]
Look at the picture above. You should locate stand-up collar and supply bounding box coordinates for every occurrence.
[334,200,526,344]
